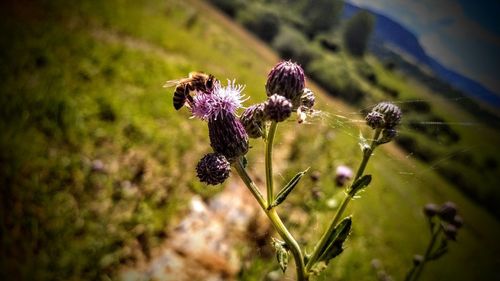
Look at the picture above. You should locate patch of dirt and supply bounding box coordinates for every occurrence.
[119,180,272,281]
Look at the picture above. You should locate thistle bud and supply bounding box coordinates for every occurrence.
[438,201,458,222]
[265,61,305,105]
[372,102,402,129]
[413,255,424,266]
[208,112,249,161]
[443,223,458,241]
[240,104,265,138]
[365,111,385,129]
[423,203,439,217]
[377,129,398,144]
[196,153,231,185]
[300,88,315,109]
[264,94,292,122]
[451,215,463,229]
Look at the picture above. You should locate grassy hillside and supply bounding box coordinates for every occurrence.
[1,0,500,280]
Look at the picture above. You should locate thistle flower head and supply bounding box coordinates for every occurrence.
[443,223,458,241]
[451,215,463,229]
[371,102,402,129]
[423,203,439,217]
[266,60,305,105]
[365,111,385,129]
[192,80,246,121]
[196,153,231,185]
[438,201,458,222]
[300,88,316,109]
[208,111,249,161]
[240,103,265,138]
[264,94,293,122]
[377,128,398,144]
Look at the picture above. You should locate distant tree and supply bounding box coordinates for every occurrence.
[237,4,281,43]
[343,10,375,57]
[298,0,344,38]
[272,25,321,67]
[209,0,246,17]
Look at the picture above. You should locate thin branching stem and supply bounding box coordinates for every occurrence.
[235,159,308,281]
[306,128,381,272]
[409,226,442,281]
[234,159,266,210]
[266,121,278,205]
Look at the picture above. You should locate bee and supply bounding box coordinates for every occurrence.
[163,72,217,110]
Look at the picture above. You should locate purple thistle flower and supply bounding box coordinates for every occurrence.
[192,80,246,121]
[191,80,249,161]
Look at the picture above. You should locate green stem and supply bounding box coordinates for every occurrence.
[411,227,441,281]
[234,159,266,210]
[305,129,381,272]
[266,122,278,205]
[235,159,308,280]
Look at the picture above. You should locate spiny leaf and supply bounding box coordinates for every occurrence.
[267,168,309,210]
[317,217,352,263]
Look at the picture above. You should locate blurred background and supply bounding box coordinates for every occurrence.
[1,0,499,280]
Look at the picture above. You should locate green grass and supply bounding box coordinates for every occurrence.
[1,0,500,280]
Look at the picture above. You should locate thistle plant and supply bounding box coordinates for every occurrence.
[404,202,463,281]
[169,61,403,280]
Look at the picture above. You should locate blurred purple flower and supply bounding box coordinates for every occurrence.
[335,165,353,186]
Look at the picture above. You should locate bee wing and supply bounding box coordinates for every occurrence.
[163,79,183,88]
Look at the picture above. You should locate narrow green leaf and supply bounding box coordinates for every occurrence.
[267,168,309,210]
[317,217,352,263]
[348,174,372,196]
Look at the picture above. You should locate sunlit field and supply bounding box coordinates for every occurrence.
[1,0,499,280]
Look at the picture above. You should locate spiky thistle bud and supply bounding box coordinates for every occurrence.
[377,129,398,144]
[300,88,315,109]
[413,255,424,266]
[240,103,265,138]
[365,111,385,129]
[264,94,292,122]
[372,102,402,129]
[208,113,249,160]
[196,153,231,185]
[192,80,249,160]
[443,223,458,241]
[438,201,458,223]
[266,61,305,106]
[450,215,463,229]
[423,203,440,217]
